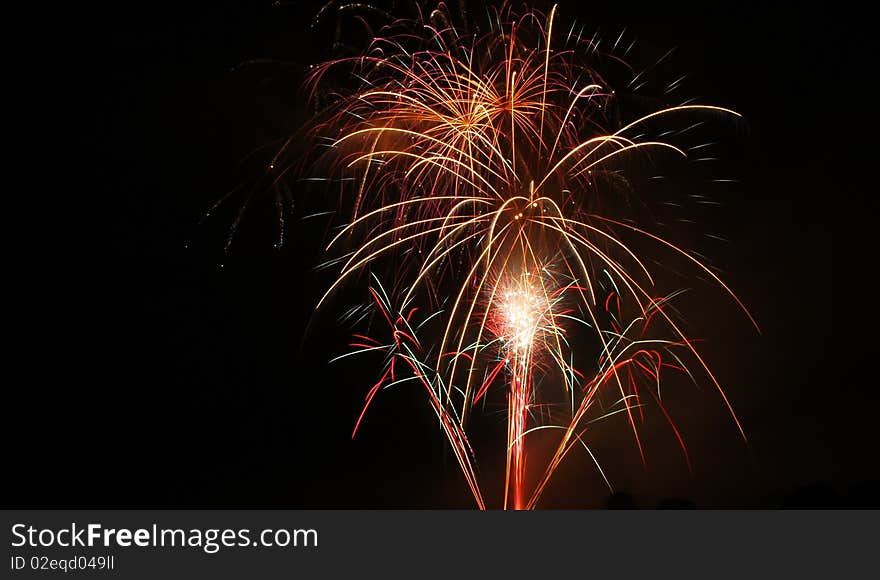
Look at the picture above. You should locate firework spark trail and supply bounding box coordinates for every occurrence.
[305,2,757,509]
[492,269,570,509]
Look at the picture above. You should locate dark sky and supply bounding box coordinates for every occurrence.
[10,0,861,508]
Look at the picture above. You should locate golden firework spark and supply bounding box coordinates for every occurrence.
[308,2,757,509]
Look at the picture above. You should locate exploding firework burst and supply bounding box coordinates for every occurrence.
[296,1,758,509]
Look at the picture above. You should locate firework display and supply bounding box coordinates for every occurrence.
[304,1,757,509]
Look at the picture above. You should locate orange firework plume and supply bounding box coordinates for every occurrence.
[308,2,757,509]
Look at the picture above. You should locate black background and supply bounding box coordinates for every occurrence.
[9,0,863,508]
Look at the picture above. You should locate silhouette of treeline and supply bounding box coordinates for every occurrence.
[602,481,880,509]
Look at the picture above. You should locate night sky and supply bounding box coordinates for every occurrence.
[11,0,863,508]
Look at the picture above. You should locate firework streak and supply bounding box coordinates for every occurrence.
[307,2,758,509]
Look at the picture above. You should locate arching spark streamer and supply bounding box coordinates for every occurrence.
[302,1,756,509]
